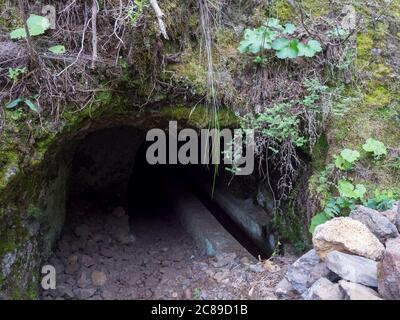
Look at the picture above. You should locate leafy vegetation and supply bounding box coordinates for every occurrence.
[238,18,322,62]
[362,138,387,159]
[334,149,360,170]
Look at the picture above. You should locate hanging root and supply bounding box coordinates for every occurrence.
[149,0,169,40]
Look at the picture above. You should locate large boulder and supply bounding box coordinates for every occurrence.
[303,278,343,300]
[339,280,382,300]
[285,249,334,294]
[378,237,400,300]
[350,206,399,243]
[313,217,385,261]
[326,251,378,287]
[381,202,400,232]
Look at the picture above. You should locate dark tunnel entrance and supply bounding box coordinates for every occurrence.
[41,125,273,300]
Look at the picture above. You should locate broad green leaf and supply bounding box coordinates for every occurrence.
[6,98,22,109]
[338,180,356,198]
[275,39,299,59]
[307,39,322,52]
[338,180,366,199]
[10,14,50,39]
[298,40,322,57]
[265,18,282,30]
[238,28,276,54]
[362,138,387,158]
[309,212,330,234]
[48,45,66,54]
[10,28,27,40]
[272,38,290,51]
[335,155,350,170]
[283,23,296,35]
[340,149,360,163]
[24,99,38,112]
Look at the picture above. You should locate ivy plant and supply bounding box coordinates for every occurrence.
[334,148,360,171]
[362,138,387,160]
[10,14,51,39]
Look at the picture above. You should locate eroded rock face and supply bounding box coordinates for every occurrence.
[350,206,399,243]
[339,280,382,300]
[378,237,400,300]
[313,217,385,261]
[326,251,378,287]
[285,249,333,294]
[303,278,343,300]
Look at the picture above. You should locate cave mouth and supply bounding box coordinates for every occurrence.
[40,125,270,300]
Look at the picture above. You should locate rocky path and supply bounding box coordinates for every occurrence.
[41,200,294,300]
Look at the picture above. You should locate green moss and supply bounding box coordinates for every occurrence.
[268,0,295,22]
[365,86,391,108]
[161,105,238,128]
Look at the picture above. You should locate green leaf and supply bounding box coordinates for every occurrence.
[340,149,360,163]
[275,39,299,59]
[298,39,322,57]
[283,23,296,35]
[307,39,322,52]
[309,212,330,234]
[265,18,282,30]
[24,99,38,112]
[6,98,22,109]
[338,180,366,199]
[362,138,387,159]
[272,38,290,51]
[10,14,50,39]
[10,28,27,40]
[48,45,66,54]
[238,27,276,54]
[27,14,50,36]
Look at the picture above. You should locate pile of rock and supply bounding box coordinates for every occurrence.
[276,203,400,300]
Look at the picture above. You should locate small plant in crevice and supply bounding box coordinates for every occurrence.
[238,18,323,63]
[6,94,39,112]
[309,137,394,233]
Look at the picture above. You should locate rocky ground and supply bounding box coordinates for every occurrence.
[276,203,400,300]
[41,200,294,300]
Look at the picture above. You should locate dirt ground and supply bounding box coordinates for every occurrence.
[41,200,295,300]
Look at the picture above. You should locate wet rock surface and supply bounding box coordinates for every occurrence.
[40,202,294,300]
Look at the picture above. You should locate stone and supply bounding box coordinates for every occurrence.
[326,251,378,287]
[275,278,297,299]
[247,263,264,273]
[339,280,382,300]
[116,233,136,245]
[74,224,90,239]
[285,249,329,294]
[111,206,126,217]
[91,271,107,286]
[313,217,385,261]
[57,284,75,300]
[350,206,399,243]
[212,252,237,268]
[303,278,344,300]
[377,237,400,299]
[100,247,114,258]
[381,202,400,232]
[77,271,91,288]
[1,251,16,278]
[74,287,97,300]
[81,255,95,268]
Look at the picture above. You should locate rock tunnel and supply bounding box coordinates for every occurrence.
[1,110,276,300]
